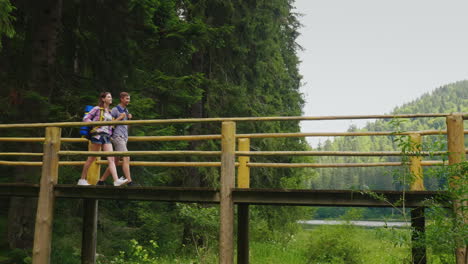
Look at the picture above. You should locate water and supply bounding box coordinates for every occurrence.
[298,220,410,227]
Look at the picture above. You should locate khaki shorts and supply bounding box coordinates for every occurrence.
[112,136,128,151]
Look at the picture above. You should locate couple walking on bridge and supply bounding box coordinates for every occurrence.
[77,92,136,186]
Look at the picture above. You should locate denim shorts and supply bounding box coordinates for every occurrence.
[90,134,112,144]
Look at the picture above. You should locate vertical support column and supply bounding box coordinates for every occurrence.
[409,133,424,191]
[220,122,236,264]
[446,113,466,264]
[411,207,426,264]
[237,138,250,264]
[82,199,98,264]
[83,142,99,263]
[86,141,101,185]
[32,127,61,264]
[409,133,426,264]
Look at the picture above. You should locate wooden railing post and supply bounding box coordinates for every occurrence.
[32,127,61,264]
[220,122,236,264]
[408,133,426,264]
[446,113,466,264]
[237,138,250,264]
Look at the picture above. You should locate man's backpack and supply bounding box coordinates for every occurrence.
[116,105,129,116]
[79,105,104,139]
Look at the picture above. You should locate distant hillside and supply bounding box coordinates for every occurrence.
[313,80,468,190]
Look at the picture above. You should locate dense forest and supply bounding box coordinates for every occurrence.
[1,1,466,263]
[0,0,311,262]
[313,80,468,191]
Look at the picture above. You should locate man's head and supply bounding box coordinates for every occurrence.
[120,92,130,107]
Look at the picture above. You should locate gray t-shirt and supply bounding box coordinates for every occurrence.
[111,105,130,139]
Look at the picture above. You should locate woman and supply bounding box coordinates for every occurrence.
[77,92,128,186]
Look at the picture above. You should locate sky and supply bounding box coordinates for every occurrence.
[293,0,468,147]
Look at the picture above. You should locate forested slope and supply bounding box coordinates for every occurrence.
[313,80,468,190]
[0,0,311,260]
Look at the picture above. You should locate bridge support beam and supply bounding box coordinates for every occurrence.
[220,122,236,264]
[408,133,426,264]
[32,127,61,264]
[411,207,426,264]
[82,199,98,264]
[237,138,250,264]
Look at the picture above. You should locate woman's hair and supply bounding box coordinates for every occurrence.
[98,92,111,107]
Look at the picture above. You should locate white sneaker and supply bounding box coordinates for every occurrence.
[77,179,90,186]
[114,178,128,186]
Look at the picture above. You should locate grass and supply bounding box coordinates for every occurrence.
[249,231,309,264]
[97,225,455,264]
[249,226,411,264]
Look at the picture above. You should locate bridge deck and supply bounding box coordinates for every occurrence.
[0,183,445,207]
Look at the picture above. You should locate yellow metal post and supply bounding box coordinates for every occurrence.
[237,138,250,264]
[408,133,426,264]
[220,122,236,264]
[237,138,250,188]
[32,127,61,264]
[86,141,101,185]
[446,114,466,264]
[409,133,424,191]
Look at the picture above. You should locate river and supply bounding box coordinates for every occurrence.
[298,220,410,227]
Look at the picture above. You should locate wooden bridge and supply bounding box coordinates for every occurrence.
[0,113,466,264]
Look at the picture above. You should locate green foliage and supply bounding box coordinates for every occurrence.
[314,80,468,191]
[99,239,159,264]
[0,0,15,50]
[305,224,366,264]
[0,0,311,259]
[304,225,413,264]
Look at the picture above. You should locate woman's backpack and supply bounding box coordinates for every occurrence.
[79,106,104,139]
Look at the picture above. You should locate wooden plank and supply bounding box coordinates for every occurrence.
[0,184,447,207]
[32,127,61,264]
[220,122,236,264]
[0,183,39,197]
[54,185,220,202]
[232,189,446,208]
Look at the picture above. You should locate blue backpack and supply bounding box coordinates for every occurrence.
[116,105,129,115]
[79,105,104,139]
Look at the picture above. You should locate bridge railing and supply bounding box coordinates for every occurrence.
[0,114,466,171]
[0,113,466,264]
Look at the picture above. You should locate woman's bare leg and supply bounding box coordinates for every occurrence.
[102,143,119,182]
[80,143,101,180]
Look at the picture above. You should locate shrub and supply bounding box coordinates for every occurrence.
[304,225,366,264]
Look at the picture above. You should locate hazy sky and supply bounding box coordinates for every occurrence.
[294,0,468,146]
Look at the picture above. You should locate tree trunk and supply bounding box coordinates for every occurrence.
[7,0,62,250]
[184,50,205,188]
[29,0,63,98]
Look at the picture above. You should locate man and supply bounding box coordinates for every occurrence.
[97,92,135,186]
